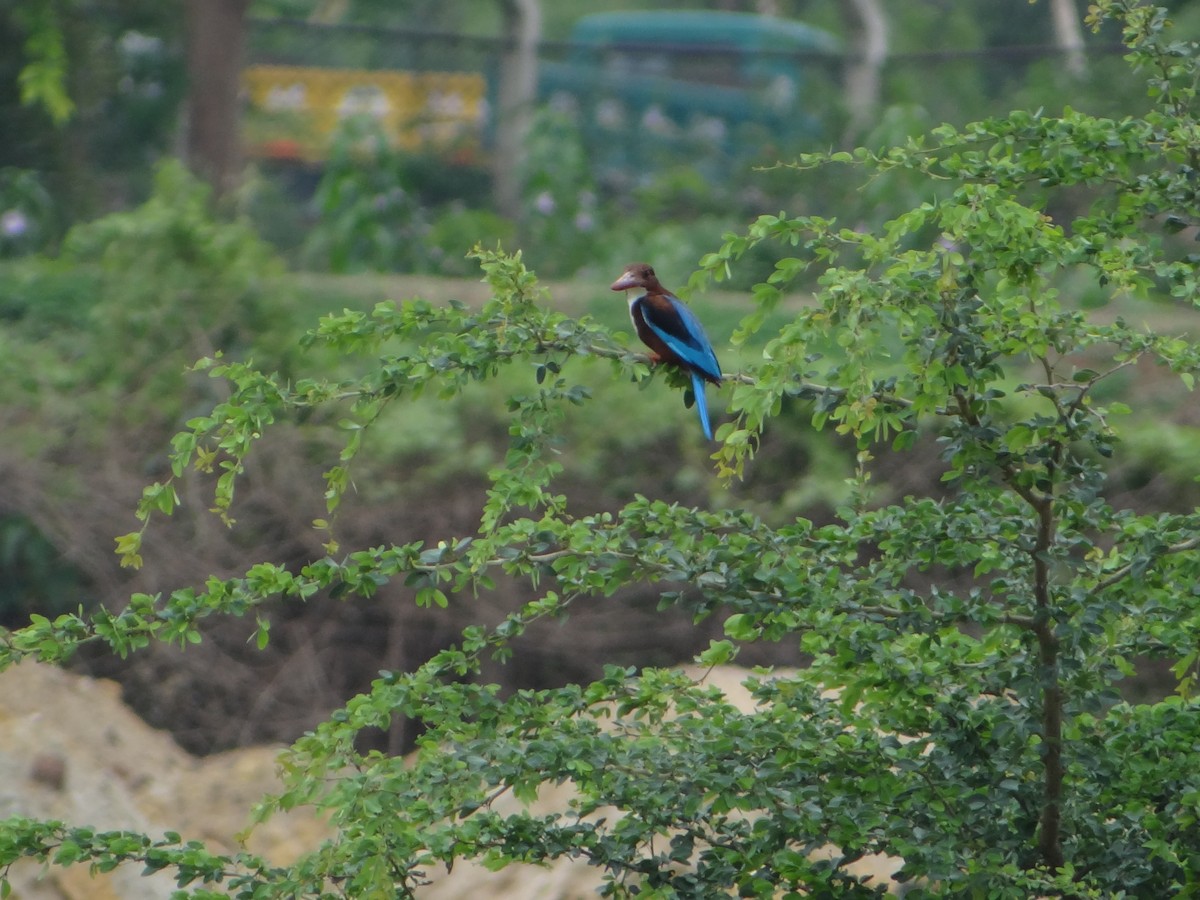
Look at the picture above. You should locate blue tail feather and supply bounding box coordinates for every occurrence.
[691,371,713,440]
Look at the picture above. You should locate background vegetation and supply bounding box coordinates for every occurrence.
[1,0,1200,896]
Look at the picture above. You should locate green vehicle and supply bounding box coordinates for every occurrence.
[538,11,841,176]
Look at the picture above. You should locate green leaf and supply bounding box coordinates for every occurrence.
[723,614,760,641]
[254,617,270,650]
[1004,424,1035,453]
[697,640,737,668]
[115,532,144,569]
[415,587,449,609]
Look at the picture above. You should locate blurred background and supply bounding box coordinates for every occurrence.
[3,0,1198,756]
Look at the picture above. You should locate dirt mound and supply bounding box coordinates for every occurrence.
[0,661,326,900]
[0,661,901,897]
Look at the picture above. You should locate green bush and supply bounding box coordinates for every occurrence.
[427,206,515,276]
[0,256,94,332]
[2,2,1200,897]
[302,116,436,274]
[62,159,288,422]
[517,108,604,277]
[0,168,56,257]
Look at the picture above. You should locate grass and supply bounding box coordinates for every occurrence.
[274,269,1200,473]
[281,267,1200,333]
[4,257,1200,530]
[5,255,1200,442]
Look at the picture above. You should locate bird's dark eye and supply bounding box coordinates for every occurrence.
[646,267,655,277]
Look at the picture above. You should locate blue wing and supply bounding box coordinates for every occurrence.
[639,292,722,384]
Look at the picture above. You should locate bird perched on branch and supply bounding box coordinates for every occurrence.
[610,262,722,440]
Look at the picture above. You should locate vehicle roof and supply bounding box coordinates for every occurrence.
[570,11,841,54]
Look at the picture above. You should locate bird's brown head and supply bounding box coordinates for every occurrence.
[610,262,660,293]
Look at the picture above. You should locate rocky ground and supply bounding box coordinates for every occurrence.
[0,661,325,900]
[0,661,903,898]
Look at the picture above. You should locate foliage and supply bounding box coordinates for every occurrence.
[0,169,55,258]
[303,116,438,274]
[0,514,87,626]
[517,108,604,277]
[12,0,73,125]
[0,257,94,334]
[62,159,288,422]
[2,0,184,224]
[300,114,512,276]
[3,1,1200,897]
[592,166,772,288]
[426,206,515,276]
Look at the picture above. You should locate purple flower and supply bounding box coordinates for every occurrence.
[534,191,556,215]
[1,210,28,238]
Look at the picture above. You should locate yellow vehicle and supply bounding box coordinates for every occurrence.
[243,66,487,162]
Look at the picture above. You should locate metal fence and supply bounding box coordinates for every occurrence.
[244,16,1138,168]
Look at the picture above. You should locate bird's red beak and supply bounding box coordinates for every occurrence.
[610,272,638,291]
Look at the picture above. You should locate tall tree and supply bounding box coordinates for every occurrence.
[1050,0,1088,77]
[3,2,1199,897]
[492,0,541,218]
[184,0,251,198]
[840,0,887,143]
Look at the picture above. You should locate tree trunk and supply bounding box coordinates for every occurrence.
[1049,0,1087,79]
[840,0,887,145]
[492,0,540,219]
[184,0,250,199]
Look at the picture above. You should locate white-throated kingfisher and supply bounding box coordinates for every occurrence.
[610,262,722,440]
